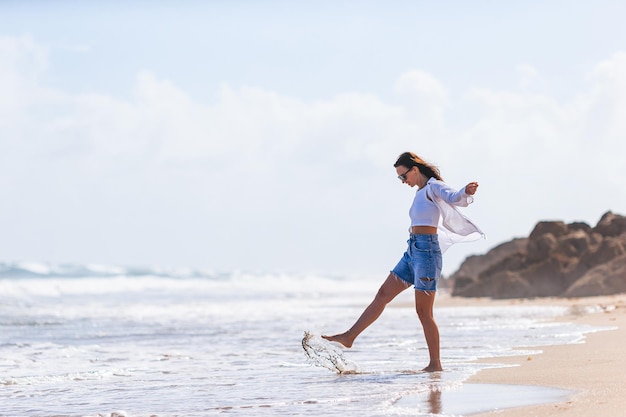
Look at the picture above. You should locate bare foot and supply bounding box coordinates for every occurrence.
[321,333,354,348]
[422,360,443,372]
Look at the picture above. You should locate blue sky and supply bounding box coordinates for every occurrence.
[1,1,626,276]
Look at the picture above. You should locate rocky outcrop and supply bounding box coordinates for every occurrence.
[451,211,626,298]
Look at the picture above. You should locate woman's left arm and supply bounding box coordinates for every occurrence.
[429,181,478,207]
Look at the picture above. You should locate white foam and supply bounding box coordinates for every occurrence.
[0,265,607,417]
[302,331,360,374]
[0,369,129,386]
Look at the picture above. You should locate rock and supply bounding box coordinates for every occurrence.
[529,221,569,240]
[580,236,626,269]
[564,255,626,297]
[593,211,626,237]
[477,270,532,299]
[526,233,558,263]
[451,211,626,298]
[451,239,526,295]
[519,255,579,296]
[568,221,592,234]
[452,238,527,278]
[556,230,593,257]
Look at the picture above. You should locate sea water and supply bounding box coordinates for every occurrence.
[0,262,600,417]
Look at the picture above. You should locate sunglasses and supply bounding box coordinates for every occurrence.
[397,167,413,181]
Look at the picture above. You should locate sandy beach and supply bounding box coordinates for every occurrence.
[434,294,626,417]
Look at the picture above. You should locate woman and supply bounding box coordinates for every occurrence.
[322,152,484,372]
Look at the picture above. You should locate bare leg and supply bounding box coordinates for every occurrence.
[415,290,442,372]
[322,272,410,347]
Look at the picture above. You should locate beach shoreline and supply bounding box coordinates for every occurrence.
[431,293,626,417]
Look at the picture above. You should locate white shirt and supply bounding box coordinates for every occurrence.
[409,177,485,253]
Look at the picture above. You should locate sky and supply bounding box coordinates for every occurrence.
[1,1,626,277]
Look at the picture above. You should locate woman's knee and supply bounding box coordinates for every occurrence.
[374,273,408,304]
[415,301,435,321]
[375,286,395,304]
[417,310,435,323]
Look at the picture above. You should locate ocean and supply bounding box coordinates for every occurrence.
[0,262,601,417]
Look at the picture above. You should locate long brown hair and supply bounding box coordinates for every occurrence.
[393,152,443,181]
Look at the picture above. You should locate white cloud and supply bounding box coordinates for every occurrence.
[584,52,626,150]
[515,63,543,90]
[395,70,447,102]
[452,53,626,262]
[2,35,626,275]
[459,52,626,187]
[393,70,448,141]
[0,35,49,129]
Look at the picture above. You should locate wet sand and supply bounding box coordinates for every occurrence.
[394,382,574,416]
[441,294,626,417]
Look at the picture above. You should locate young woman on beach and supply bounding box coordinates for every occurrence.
[323,152,483,372]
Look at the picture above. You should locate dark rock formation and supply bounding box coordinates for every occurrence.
[451,211,626,298]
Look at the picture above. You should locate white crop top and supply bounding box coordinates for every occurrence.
[409,178,472,228]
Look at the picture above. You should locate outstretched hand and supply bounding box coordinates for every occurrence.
[465,182,479,196]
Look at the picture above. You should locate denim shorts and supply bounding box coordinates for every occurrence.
[391,234,442,292]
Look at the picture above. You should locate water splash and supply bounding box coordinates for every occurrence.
[301,331,360,374]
